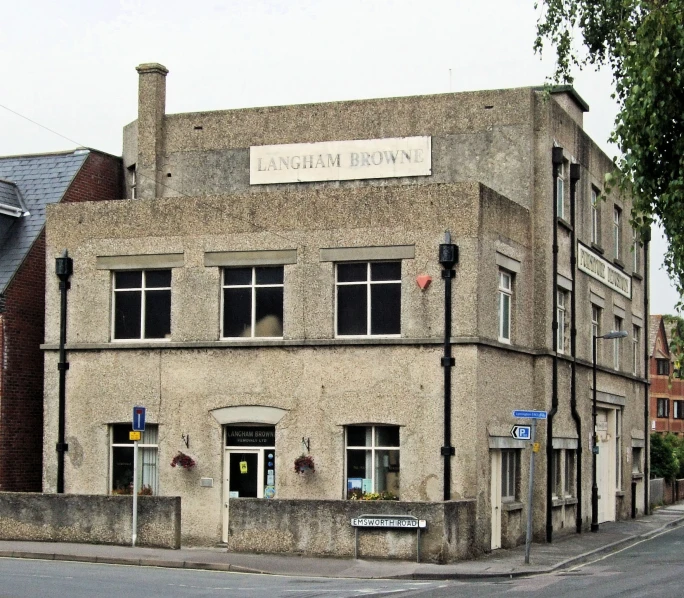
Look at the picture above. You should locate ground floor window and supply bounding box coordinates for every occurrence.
[501,449,518,502]
[110,424,158,495]
[346,425,400,499]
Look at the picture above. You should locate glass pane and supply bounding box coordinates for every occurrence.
[229,453,258,498]
[144,289,171,339]
[375,450,400,497]
[347,426,371,447]
[114,291,141,339]
[224,267,252,286]
[500,293,510,338]
[370,283,400,334]
[346,450,369,486]
[337,263,367,283]
[145,270,171,288]
[139,447,158,495]
[508,452,516,497]
[337,285,367,335]
[254,287,283,337]
[375,426,399,447]
[255,266,283,285]
[112,424,132,444]
[223,288,252,337]
[115,271,142,289]
[371,262,401,281]
[112,447,134,494]
[501,452,509,496]
[141,426,158,445]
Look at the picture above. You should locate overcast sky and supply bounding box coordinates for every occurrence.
[1,0,679,314]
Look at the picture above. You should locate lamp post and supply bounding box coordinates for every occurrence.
[592,329,628,532]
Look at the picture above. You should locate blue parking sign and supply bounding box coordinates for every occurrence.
[132,406,146,432]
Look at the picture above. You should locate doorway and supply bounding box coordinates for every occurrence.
[596,408,616,523]
[490,450,502,550]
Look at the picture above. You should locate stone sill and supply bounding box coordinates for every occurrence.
[552,497,578,508]
[591,242,605,255]
[502,501,523,512]
[632,273,643,282]
[557,217,573,232]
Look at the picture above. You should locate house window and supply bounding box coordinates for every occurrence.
[110,424,158,495]
[222,267,284,338]
[632,229,639,272]
[128,164,137,200]
[632,325,640,375]
[557,289,567,354]
[591,187,600,245]
[592,304,601,357]
[657,359,670,376]
[613,316,623,370]
[565,450,575,498]
[552,449,562,497]
[113,270,171,340]
[336,262,401,336]
[657,398,670,418]
[501,449,518,502]
[613,206,622,260]
[556,160,566,219]
[674,401,684,420]
[498,270,513,343]
[632,447,642,474]
[346,425,400,498]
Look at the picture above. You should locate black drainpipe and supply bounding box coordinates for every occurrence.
[55,250,73,494]
[439,232,458,501]
[569,163,582,533]
[643,228,651,514]
[547,147,564,543]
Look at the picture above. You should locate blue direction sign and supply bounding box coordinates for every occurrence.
[512,410,548,420]
[511,425,531,440]
[132,406,146,432]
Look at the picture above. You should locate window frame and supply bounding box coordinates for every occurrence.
[335,261,402,338]
[345,425,400,498]
[220,266,285,339]
[657,398,670,418]
[657,359,670,376]
[498,269,513,344]
[556,160,566,220]
[591,187,600,245]
[632,325,640,376]
[564,450,575,498]
[613,206,622,260]
[632,228,639,272]
[501,449,519,502]
[556,289,567,354]
[111,269,172,342]
[674,400,684,420]
[109,424,159,495]
[613,316,623,370]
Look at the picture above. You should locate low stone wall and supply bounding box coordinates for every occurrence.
[0,493,181,549]
[228,498,478,563]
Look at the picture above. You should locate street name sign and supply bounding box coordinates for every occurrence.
[510,425,531,440]
[351,515,426,529]
[132,406,146,432]
[512,410,548,419]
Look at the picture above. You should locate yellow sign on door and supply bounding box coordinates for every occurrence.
[240,461,248,474]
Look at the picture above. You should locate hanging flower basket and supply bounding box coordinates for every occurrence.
[294,454,315,474]
[171,451,196,470]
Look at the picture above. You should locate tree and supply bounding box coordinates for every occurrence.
[535,1,684,305]
[650,432,680,480]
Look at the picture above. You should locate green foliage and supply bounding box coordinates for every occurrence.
[535,0,684,304]
[650,432,681,480]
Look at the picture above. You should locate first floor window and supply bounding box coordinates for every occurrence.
[592,304,601,358]
[614,206,622,260]
[222,266,284,338]
[633,325,640,375]
[674,401,684,419]
[657,359,670,376]
[346,425,400,498]
[110,424,158,495]
[556,160,566,219]
[501,449,518,502]
[657,398,670,418]
[613,316,623,370]
[336,262,401,336]
[556,289,568,353]
[498,270,512,343]
[113,270,171,340]
[591,187,600,245]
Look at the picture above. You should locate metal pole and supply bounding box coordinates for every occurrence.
[132,439,139,547]
[525,420,537,564]
[592,335,599,532]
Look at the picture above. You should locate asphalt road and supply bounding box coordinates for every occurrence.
[1,525,683,598]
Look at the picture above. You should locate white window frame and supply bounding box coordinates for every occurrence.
[335,262,401,338]
[632,325,640,376]
[498,270,512,343]
[111,270,171,341]
[109,424,159,495]
[221,266,284,339]
[591,187,600,244]
[345,425,400,497]
[613,206,621,260]
[557,289,566,354]
[613,316,623,370]
[501,449,518,502]
[556,161,566,219]
[632,229,639,272]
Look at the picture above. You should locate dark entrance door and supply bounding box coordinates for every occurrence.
[229,452,258,498]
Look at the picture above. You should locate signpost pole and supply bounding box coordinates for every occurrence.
[132,439,138,547]
[524,420,536,564]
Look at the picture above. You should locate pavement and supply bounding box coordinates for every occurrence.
[1,504,684,581]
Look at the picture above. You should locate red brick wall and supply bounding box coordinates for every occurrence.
[0,151,122,491]
[650,322,684,435]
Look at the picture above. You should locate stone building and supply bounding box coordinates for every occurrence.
[0,149,122,491]
[42,64,649,560]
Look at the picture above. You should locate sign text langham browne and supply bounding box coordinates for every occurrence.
[250,137,431,185]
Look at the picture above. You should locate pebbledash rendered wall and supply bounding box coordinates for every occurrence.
[41,63,648,555]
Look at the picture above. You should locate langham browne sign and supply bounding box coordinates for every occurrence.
[250,136,431,185]
[577,242,631,299]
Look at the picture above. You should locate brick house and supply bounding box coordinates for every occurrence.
[649,314,684,435]
[0,149,122,491]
